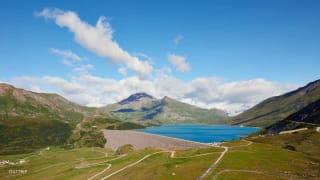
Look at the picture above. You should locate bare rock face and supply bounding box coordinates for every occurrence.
[118,92,155,105]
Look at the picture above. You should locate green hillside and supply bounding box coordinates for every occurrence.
[69,116,145,148]
[1,131,319,179]
[0,118,71,155]
[0,83,144,154]
[0,83,96,124]
[266,98,320,133]
[231,79,320,127]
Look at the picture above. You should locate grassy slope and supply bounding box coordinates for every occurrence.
[205,132,320,179]
[1,130,319,179]
[0,118,71,155]
[0,84,146,154]
[154,97,227,125]
[0,147,221,180]
[267,99,320,133]
[0,84,96,125]
[248,129,320,162]
[0,84,94,154]
[68,116,145,148]
[231,79,320,127]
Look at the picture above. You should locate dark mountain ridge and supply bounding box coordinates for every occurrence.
[231,79,320,127]
[267,98,320,133]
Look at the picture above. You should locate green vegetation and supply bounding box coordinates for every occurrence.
[248,129,320,162]
[0,118,71,155]
[1,132,319,179]
[267,98,320,133]
[116,144,133,155]
[231,79,320,127]
[205,138,320,179]
[0,146,221,180]
[106,121,145,130]
[0,84,147,154]
[0,84,95,125]
[68,116,145,148]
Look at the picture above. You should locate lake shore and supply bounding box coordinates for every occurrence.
[103,129,210,151]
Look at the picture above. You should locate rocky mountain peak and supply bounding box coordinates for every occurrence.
[118,92,154,105]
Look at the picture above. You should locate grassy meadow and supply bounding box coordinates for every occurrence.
[1,130,319,180]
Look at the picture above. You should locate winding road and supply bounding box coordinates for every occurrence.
[86,140,254,180]
[86,148,222,180]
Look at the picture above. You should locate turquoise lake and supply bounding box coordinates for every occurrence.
[136,125,260,143]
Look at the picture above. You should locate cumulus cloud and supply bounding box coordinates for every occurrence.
[168,54,191,72]
[11,72,299,115]
[42,76,85,94]
[173,34,183,45]
[50,48,82,61]
[36,8,152,79]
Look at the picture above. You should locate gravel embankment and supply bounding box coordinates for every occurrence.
[103,130,210,150]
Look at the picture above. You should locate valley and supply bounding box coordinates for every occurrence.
[1,79,320,179]
[1,128,319,179]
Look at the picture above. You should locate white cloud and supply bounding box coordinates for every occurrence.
[37,8,152,79]
[168,54,191,72]
[42,76,85,94]
[173,34,183,45]
[118,67,128,76]
[50,48,82,61]
[11,72,299,115]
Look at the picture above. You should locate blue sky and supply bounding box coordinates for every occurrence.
[0,0,319,114]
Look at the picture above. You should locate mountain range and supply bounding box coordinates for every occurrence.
[1,78,320,154]
[99,92,228,125]
[0,83,227,154]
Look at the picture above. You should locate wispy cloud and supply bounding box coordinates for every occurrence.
[168,53,191,72]
[50,48,82,61]
[173,34,183,45]
[36,8,153,79]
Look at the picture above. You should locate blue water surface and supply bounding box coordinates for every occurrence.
[136,125,259,143]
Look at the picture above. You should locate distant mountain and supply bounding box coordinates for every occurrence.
[118,92,154,105]
[231,79,320,127]
[267,98,320,134]
[100,93,228,125]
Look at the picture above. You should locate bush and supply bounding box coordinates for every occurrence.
[116,144,133,155]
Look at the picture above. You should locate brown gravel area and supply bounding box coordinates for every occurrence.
[103,130,210,151]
